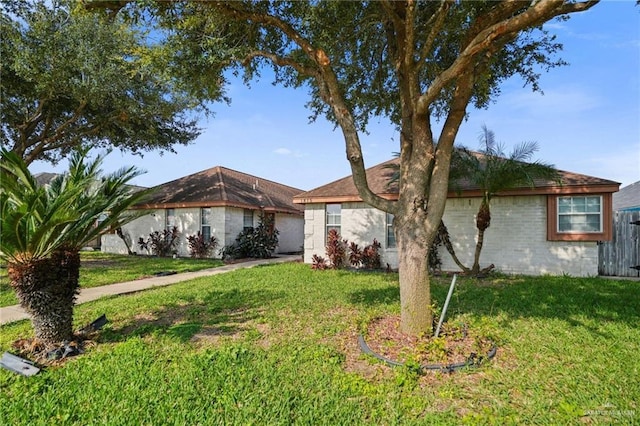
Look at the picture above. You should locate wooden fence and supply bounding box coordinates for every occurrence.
[598,211,640,277]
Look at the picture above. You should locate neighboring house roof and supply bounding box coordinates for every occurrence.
[613,180,640,211]
[137,166,304,215]
[34,172,60,186]
[33,172,147,193]
[293,157,620,204]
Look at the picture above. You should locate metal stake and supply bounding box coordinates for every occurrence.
[434,274,457,338]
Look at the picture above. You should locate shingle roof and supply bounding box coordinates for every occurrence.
[613,180,640,211]
[33,172,60,186]
[293,157,620,204]
[137,166,304,215]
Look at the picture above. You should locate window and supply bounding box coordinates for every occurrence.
[557,196,602,233]
[165,208,175,231]
[547,194,612,241]
[243,209,254,231]
[201,208,211,241]
[326,204,341,236]
[386,213,396,248]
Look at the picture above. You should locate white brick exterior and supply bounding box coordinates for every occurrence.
[102,207,303,258]
[302,195,599,276]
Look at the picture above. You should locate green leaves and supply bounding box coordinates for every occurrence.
[0,147,149,263]
[0,150,80,262]
[1,0,221,165]
[457,125,561,203]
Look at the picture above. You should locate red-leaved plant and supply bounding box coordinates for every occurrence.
[326,229,348,269]
[361,239,382,269]
[311,254,329,270]
[187,231,219,258]
[348,242,363,268]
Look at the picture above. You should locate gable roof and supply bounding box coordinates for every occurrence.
[613,180,640,211]
[137,166,304,215]
[293,157,620,204]
[34,172,60,186]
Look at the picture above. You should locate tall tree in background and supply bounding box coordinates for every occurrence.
[0,0,224,165]
[92,0,599,336]
[0,149,149,345]
[456,126,560,276]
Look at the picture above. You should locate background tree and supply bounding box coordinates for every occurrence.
[94,0,599,336]
[455,126,561,276]
[0,0,224,165]
[0,148,149,346]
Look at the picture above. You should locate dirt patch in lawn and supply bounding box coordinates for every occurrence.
[333,314,495,384]
[363,315,494,366]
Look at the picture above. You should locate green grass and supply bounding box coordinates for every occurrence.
[0,252,224,307]
[1,264,638,425]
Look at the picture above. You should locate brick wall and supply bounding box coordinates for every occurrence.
[302,196,598,276]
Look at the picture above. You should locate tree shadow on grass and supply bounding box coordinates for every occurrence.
[101,288,284,343]
[348,275,640,331]
[452,276,640,329]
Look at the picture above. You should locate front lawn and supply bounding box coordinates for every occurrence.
[0,264,638,424]
[0,252,224,307]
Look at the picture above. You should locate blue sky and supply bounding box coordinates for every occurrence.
[30,1,640,191]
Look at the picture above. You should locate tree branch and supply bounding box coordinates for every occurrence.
[416,0,452,73]
[417,0,599,114]
[242,51,317,78]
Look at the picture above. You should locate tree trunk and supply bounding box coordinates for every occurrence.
[472,201,491,275]
[438,221,471,274]
[471,227,486,276]
[396,223,433,336]
[7,250,80,345]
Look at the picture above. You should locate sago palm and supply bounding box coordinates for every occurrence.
[458,126,560,275]
[0,149,149,345]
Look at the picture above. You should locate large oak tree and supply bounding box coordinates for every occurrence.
[94,0,599,336]
[1,0,224,165]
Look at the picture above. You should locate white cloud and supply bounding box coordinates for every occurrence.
[274,148,292,155]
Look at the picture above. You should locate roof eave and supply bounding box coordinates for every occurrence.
[133,201,303,216]
[293,183,621,204]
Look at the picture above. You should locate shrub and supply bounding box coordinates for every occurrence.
[326,229,348,269]
[138,226,180,257]
[361,239,382,269]
[311,254,329,270]
[219,244,239,261]
[348,242,363,268]
[187,232,219,258]
[313,232,383,271]
[223,210,279,260]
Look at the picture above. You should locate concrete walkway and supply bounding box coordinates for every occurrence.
[0,255,300,326]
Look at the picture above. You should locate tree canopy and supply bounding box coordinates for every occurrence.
[87,0,600,336]
[0,0,225,165]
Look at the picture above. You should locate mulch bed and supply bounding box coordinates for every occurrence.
[363,315,494,366]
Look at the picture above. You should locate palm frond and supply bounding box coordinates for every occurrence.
[0,148,148,262]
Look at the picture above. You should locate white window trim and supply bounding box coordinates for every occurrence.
[201,208,211,239]
[556,195,603,234]
[243,209,253,231]
[325,203,341,239]
[165,208,176,231]
[386,212,397,249]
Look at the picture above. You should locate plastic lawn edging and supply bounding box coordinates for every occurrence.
[357,334,497,374]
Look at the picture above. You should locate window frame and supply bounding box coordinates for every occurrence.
[243,209,254,232]
[386,212,396,249]
[325,203,341,238]
[201,207,212,241]
[165,208,176,231]
[547,194,612,241]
